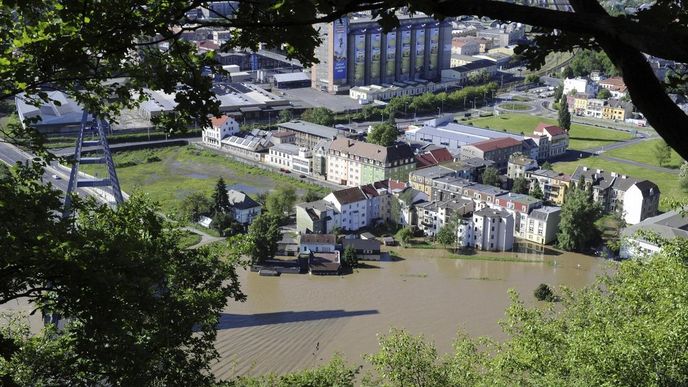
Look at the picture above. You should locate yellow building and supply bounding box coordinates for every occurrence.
[602,100,632,121]
[573,96,588,115]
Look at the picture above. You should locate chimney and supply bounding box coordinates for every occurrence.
[583,166,588,171]
[611,172,617,177]
[596,169,603,174]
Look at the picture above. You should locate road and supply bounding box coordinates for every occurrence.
[0,141,90,199]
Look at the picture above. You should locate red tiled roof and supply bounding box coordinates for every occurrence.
[415,148,453,168]
[469,137,522,152]
[599,76,627,91]
[534,123,567,137]
[211,115,230,128]
[360,184,380,198]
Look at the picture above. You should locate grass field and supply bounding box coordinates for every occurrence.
[78,145,330,214]
[463,113,634,151]
[177,230,202,249]
[552,156,681,211]
[498,103,531,111]
[605,139,685,169]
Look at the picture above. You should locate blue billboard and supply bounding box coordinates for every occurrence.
[333,18,348,80]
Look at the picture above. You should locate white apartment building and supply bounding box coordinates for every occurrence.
[521,206,561,244]
[267,144,313,175]
[226,189,262,225]
[457,208,514,251]
[417,199,474,237]
[202,115,240,148]
[563,77,596,96]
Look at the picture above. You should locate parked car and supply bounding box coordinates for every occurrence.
[51,174,61,180]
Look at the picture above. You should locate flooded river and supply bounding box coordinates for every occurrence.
[212,247,610,378]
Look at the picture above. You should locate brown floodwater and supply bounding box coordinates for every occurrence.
[212,247,611,378]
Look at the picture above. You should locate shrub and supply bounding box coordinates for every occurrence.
[534,283,556,302]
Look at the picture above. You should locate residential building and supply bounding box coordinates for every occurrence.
[311,139,332,179]
[620,210,688,258]
[221,129,274,161]
[296,179,403,234]
[476,23,525,47]
[311,14,452,93]
[415,147,453,168]
[570,94,588,115]
[532,124,568,159]
[409,164,457,196]
[267,143,300,169]
[430,176,474,202]
[395,187,429,226]
[525,169,571,205]
[563,77,595,96]
[598,76,628,98]
[521,206,561,244]
[202,115,240,148]
[309,251,341,275]
[405,116,523,152]
[457,208,514,251]
[277,120,341,148]
[417,199,474,236]
[270,130,296,145]
[492,192,543,239]
[327,138,415,186]
[461,183,508,208]
[291,148,314,175]
[507,153,538,179]
[341,238,382,260]
[349,80,448,102]
[459,137,523,171]
[584,98,605,118]
[296,200,341,234]
[324,187,369,231]
[451,37,480,56]
[571,166,660,224]
[227,189,262,225]
[299,234,337,253]
[440,59,498,85]
[602,99,633,121]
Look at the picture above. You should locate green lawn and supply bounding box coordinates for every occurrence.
[605,139,685,169]
[552,156,681,211]
[462,113,634,151]
[498,103,531,111]
[177,230,202,249]
[77,145,330,215]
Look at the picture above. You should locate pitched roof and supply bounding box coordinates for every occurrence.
[211,115,231,128]
[599,76,627,91]
[342,238,381,250]
[415,147,454,168]
[300,234,336,245]
[330,138,415,164]
[331,187,367,205]
[227,190,261,209]
[534,123,567,137]
[468,137,522,152]
[633,180,660,197]
[272,130,295,138]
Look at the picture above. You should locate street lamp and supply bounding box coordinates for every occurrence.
[437,107,441,117]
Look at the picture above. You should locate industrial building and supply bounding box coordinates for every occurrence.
[312,13,452,94]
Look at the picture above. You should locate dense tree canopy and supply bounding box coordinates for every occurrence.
[0,163,245,385]
[1,0,687,159]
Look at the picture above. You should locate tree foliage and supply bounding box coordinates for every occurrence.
[597,88,613,99]
[680,162,688,192]
[179,191,212,222]
[367,122,398,146]
[301,188,324,203]
[481,167,500,187]
[395,226,413,247]
[362,238,688,386]
[558,96,571,130]
[343,245,359,269]
[568,49,617,77]
[530,182,544,200]
[436,214,460,248]
[512,176,530,194]
[301,107,335,127]
[654,139,672,167]
[246,213,282,264]
[212,177,230,214]
[232,354,357,386]
[265,185,297,220]
[0,163,245,385]
[557,185,602,251]
[534,283,556,302]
